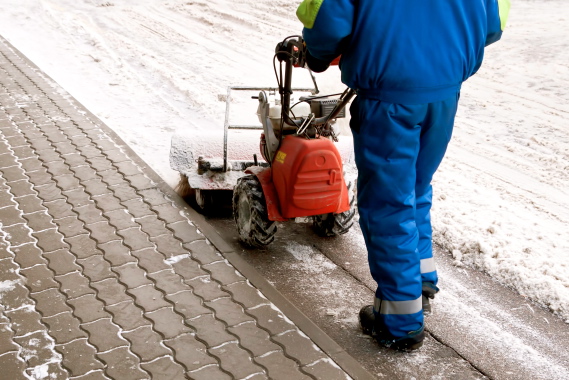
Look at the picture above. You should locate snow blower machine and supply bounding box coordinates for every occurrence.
[173,36,356,248]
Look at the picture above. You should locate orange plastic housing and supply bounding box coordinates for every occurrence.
[270,135,350,219]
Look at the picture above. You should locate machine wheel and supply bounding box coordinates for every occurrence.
[233,175,277,248]
[195,189,214,212]
[312,181,356,237]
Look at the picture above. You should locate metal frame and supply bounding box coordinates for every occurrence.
[222,86,314,172]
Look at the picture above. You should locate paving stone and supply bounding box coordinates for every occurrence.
[0,205,26,226]
[167,221,203,244]
[172,257,205,282]
[82,319,128,352]
[0,281,33,311]
[5,307,44,338]
[88,156,114,172]
[122,325,170,362]
[43,311,87,344]
[5,135,27,148]
[136,188,169,207]
[56,338,105,377]
[186,276,229,302]
[106,301,150,331]
[25,168,52,187]
[146,307,192,339]
[302,357,352,380]
[209,342,264,379]
[136,215,169,238]
[0,323,19,354]
[147,270,187,295]
[63,153,86,168]
[186,240,223,265]
[203,261,245,286]
[91,278,132,306]
[68,294,108,323]
[54,216,86,238]
[43,248,81,275]
[122,198,154,218]
[72,165,98,182]
[62,187,92,208]
[104,209,137,231]
[272,330,328,366]
[254,351,311,380]
[246,305,296,336]
[44,160,72,177]
[97,347,147,380]
[164,332,216,371]
[114,263,152,288]
[187,314,234,348]
[11,146,35,160]
[56,271,97,299]
[114,161,141,177]
[1,165,27,182]
[11,243,45,269]
[83,179,111,197]
[151,203,186,224]
[3,223,34,246]
[0,258,19,281]
[13,330,56,368]
[0,352,29,380]
[150,234,187,258]
[75,203,106,225]
[140,356,186,380]
[228,321,281,358]
[0,187,16,208]
[33,228,69,253]
[98,168,124,186]
[119,227,153,251]
[165,290,210,319]
[77,255,116,282]
[91,193,123,213]
[224,281,269,310]
[23,210,56,232]
[98,240,136,267]
[65,234,101,259]
[6,179,35,197]
[79,145,103,159]
[86,221,118,244]
[0,239,11,260]
[52,140,76,155]
[188,364,231,380]
[110,184,139,202]
[43,199,75,220]
[206,297,254,327]
[129,285,171,312]
[18,157,43,172]
[54,173,81,191]
[130,247,169,273]
[33,182,64,203]
[20,264,59,293]
[125,174,154,191]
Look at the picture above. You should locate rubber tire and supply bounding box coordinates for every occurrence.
[233,175,277,248]
[312,181,356,237]
[195,189,214,213]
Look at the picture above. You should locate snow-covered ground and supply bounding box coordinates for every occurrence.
[0,0,568,324]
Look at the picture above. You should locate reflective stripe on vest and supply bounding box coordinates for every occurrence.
[420,258,436,274]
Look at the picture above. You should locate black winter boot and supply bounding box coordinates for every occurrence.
[422,282,439,315]
[359,305,424,352]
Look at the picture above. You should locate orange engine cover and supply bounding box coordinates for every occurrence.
[271,135,350,219]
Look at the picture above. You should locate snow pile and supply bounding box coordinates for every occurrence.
[0,0,568,321]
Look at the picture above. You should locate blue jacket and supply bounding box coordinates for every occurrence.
[297,0,511,104]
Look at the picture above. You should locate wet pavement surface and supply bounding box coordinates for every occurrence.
[0,37,371,380]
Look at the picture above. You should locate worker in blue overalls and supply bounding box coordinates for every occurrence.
[296,0,510,351]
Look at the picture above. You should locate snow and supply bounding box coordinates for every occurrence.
[0,0,568,327]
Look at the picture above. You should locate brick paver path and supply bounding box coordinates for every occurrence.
[0,37,353,380]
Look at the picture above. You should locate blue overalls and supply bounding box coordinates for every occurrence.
[297,0,509,337]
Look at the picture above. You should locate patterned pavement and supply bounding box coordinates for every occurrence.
[0,36,368,380]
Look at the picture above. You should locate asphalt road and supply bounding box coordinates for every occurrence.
[195,203,569,380]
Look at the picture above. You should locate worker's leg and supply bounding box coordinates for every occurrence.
[351,97,426,337]
[415,94,459,287]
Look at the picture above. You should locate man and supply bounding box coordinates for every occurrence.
[296,0,510,351]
